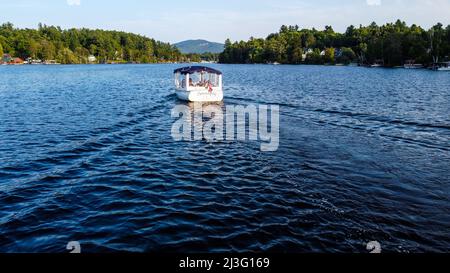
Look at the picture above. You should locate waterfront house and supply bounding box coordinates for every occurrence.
[1,55,24,65]
[2,54,12,63]
[11,58,24,65]
[302,49,314,61]
[88,55,97,63]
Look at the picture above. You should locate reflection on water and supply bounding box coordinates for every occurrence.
[0,64,449,253]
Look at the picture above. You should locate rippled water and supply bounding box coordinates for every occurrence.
[0,64,449,253]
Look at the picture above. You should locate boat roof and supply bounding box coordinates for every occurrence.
[174,66,222,75]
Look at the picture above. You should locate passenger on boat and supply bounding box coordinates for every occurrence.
[197,80,206,87]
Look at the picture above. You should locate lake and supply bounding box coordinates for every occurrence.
[0,64,449,253]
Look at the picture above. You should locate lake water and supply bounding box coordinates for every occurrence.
[0,64,449,253]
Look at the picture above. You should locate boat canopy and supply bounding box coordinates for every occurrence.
[174,66,222,75]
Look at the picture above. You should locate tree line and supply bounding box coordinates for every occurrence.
[184,52,219,63]
[219,20,450,66]
[0,22,184,64]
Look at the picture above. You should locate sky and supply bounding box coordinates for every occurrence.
[1,0,449,43]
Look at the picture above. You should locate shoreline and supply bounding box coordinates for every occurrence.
[0,62,439,70]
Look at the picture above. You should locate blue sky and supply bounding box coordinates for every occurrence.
[1,0,449,43]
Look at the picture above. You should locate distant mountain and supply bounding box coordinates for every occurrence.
[174,39,224,54]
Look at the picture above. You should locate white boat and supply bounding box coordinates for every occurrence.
[431,62,450,71]
[369,63,383,67]
[368,59,385,68]
[404,64,424,69]
[404,60,423,69]
[174,66,223,102]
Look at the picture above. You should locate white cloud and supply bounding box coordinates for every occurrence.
[67,0,81,6]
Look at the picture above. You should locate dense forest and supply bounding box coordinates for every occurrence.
[0,23,184,64]
[2,21,449,66]
[219,20,450,66]
[183,52,219,63]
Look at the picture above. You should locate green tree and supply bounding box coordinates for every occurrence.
[219,21,449,66]
[429,23,445,63]
[337,47,356,64]
[39,40,56,60]
[324,48,335,63]
[0,23,182,64]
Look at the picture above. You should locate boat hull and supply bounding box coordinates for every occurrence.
[404,65,423,69]
[175,89,223,102]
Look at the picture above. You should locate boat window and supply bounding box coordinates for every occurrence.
[188,72,219,87]
[175,72,182,88]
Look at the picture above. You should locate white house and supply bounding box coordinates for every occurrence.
[88,55,97,63]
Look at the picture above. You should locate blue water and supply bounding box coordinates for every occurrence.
[0,64,449,253]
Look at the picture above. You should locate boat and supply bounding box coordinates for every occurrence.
[369,60,384,68]
[430,62,450,71]
[43,60,61,65]
[404,60,423,69]
[174,66,223,102]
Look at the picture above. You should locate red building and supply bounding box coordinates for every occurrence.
[0,55,24,65]
[11,58,24,64]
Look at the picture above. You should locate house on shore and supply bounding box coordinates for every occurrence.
[88,55,97,63]
[1,54,12,64]
[1,54,24,65]
[11,58,24,65]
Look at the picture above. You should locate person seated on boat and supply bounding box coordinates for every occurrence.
[197,80,206,87]
[189,78,194,87]
[181,79,186,88]
[202,80,211,87]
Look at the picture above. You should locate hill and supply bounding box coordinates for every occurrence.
[174,39,224,54]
